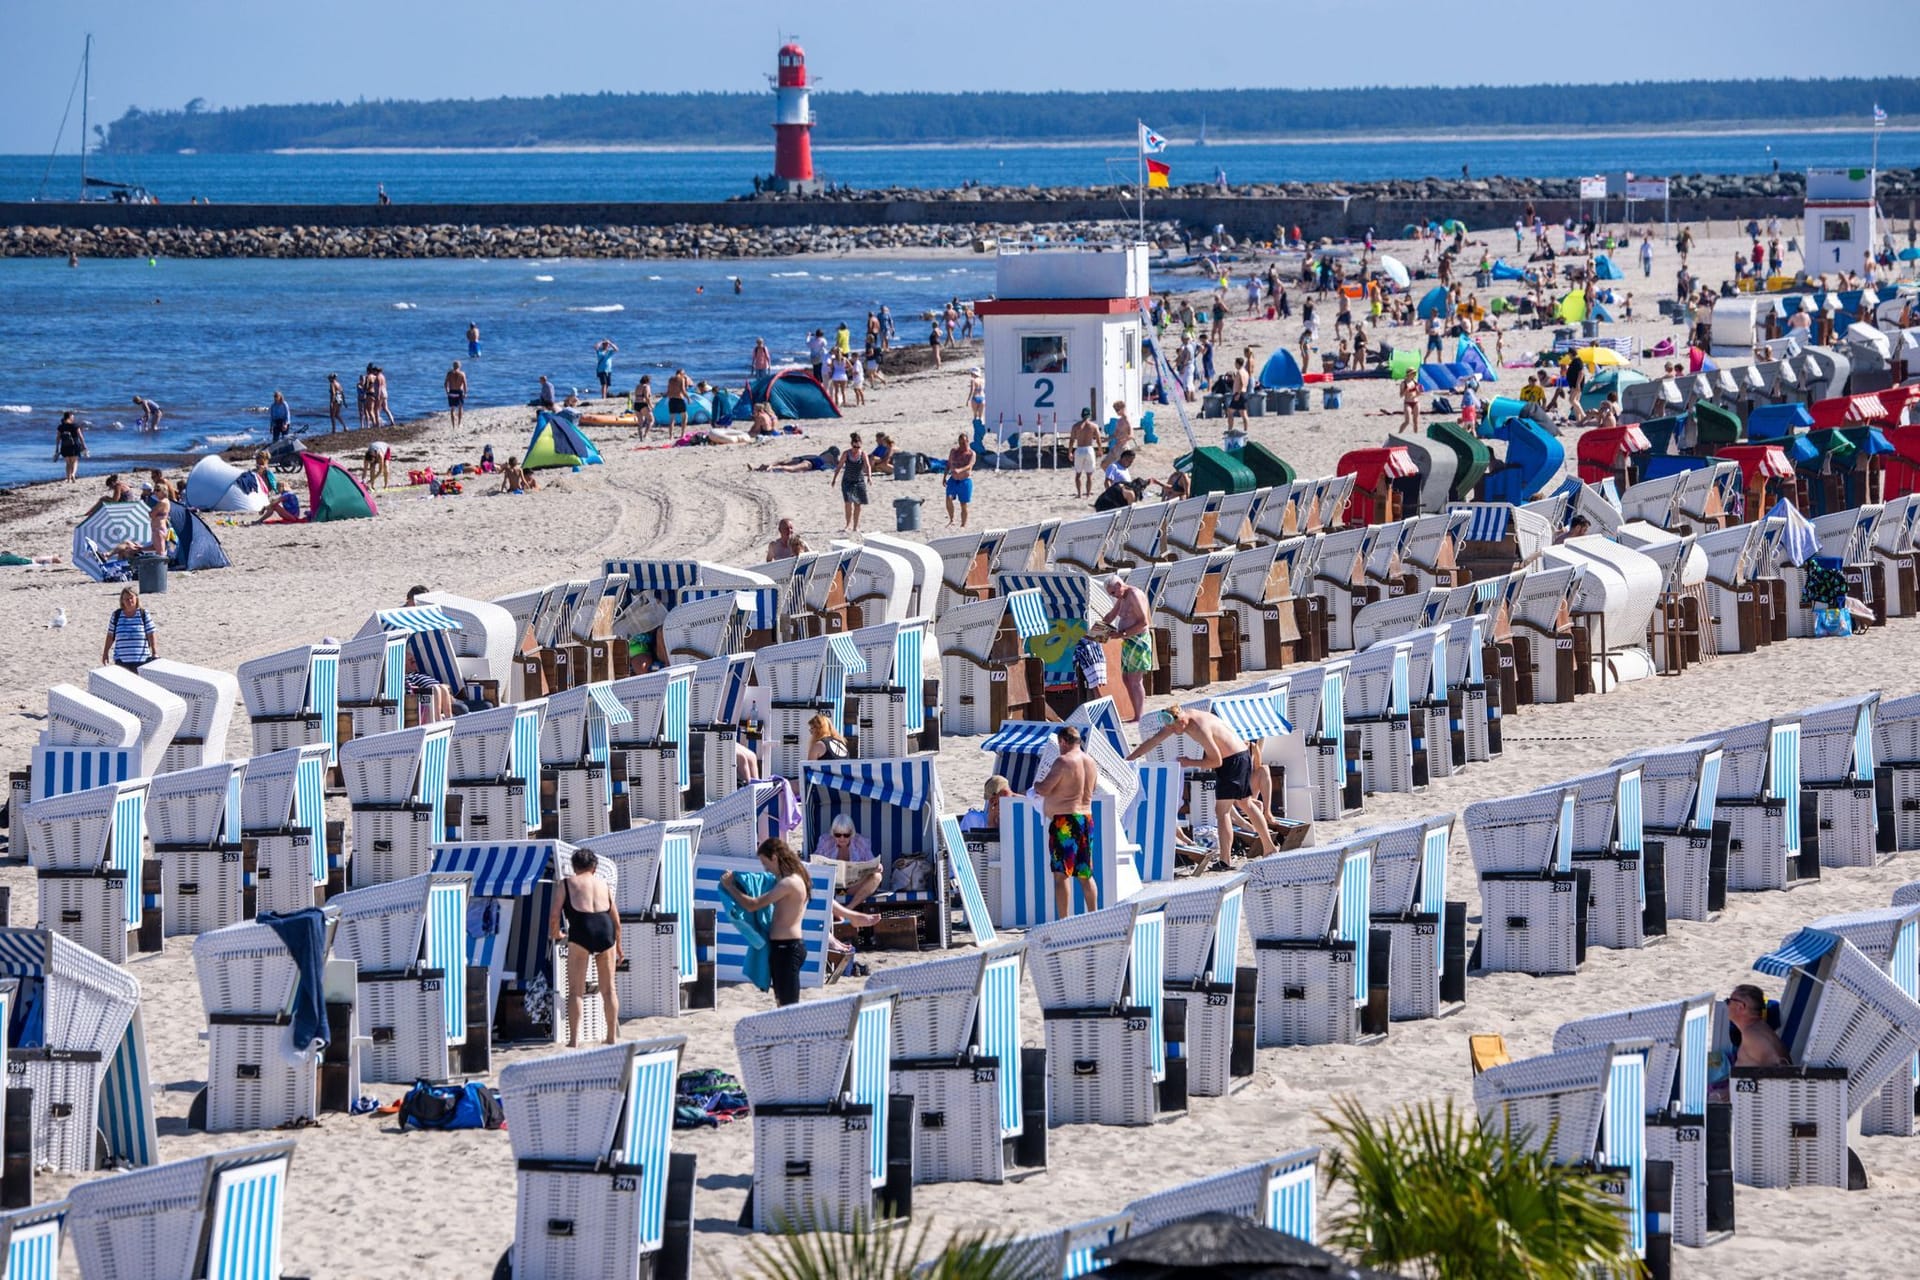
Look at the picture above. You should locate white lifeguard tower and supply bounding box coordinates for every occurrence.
[975,243,1148,446]
[1805,167,1877,275]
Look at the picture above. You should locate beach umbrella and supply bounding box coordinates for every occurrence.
[1570,346,1627,368]
[1094,1214,1408,1279]
[71,501,154,581]
[1378,255,1410,289]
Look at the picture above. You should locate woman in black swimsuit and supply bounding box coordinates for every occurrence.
[54,412,86,482]
[548,848,623,1047]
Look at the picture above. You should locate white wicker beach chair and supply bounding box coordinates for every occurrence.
[682,654,751,806]
[148,761,245,937]
[1344,640,1415,795]
[1464,786,1583,976]
[326,873,469,1084]
[333,629,405,743]
[538,683,631,842]
[1271,661,1358,820]
[1444,612,1500,764]
[982,1213,1131,1280]
[0,1197,67,1280]
[1614,740,1726,923]
[1507,565,1581,704]
[1049,511,1118,575]
[1124,1148,1321,1241]
[1127,875,1250,1098]
[1795,694,1882,869]
[237,744,330,917]
[1803,903,1920,1138]
[83,666,185,779]
[444,699,546,842]
[1693,714,1812,893]
[340,723,452,889]
[608,666,694,822]
[29,685,139,814]
[66,1139,296,1280]
[23,777,148,964]
[1217,540,1297,673]
[1243,837,1375,1047]
[1557,764,1655,950]
[1026,901,1170,1126]
[236,642,339,760]
[1874,690,1920,853]
[1358,814,1462,1021]
[1308,523,1379,653]
[934,591,1047,737]
[136,658,241,773]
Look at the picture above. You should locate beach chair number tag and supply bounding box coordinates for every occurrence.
[990,670,1006,682]
[1551,880,1574,893]
[1735,1078,1759,1093]
[843,1116,868,1133]
[1126,1017,1149,1032]
[1600,1178,1627,1196]
[1332,951,1353,964]
[612,1175,637,1193]
[221,850,241,863]
[420,978,441,992]
[1265,610,1280,620]
[655,922,675,936]
[1678,1126,1703,1142]
[1414,923,1436,936]
[1206,993,1230,1007]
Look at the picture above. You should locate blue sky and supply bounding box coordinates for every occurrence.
[3,0,1911,153]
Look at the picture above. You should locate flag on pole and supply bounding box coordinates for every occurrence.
[1874,104,1888,127]
[1139,122,1168,155]
[1146,158,1171,189]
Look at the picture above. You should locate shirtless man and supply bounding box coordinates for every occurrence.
[131,396,162,432]
[1069,411,1102,499]
[1129,706,1275,861]
[719,838,812,1006]
[1032,725,1099,918]
[665,369,690,428]
[765,517,808,562]
[1726,984,1791,1069]
[1097,574,1153,723]
[1227,358,1251,432]
[444,360,467,429]
[1105,402,1136,465]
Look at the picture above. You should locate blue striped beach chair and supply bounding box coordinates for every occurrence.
[990,783,1140,929]
[1344,639,1416,795]
[1796,693,1881,868]
[148,761,246,937]
[1875,690,1920,853]
[326,873,469,1084]
[800,757,956,946]
[577,821,701,1020]
[23,777,148,964]
[84,666,185,778]
[1270,660,1358,820]
[608,666,694,822]
[0,928,145,1173]
[682,653,751,806]
[1557,763,1653,950]
[236,643,340,762]
[445,699,546,841]
[30,684,140,806]
[1027,900,1171,1127]
[428,839,563,1046]
[1556,994,1719,1249]
[412,591,519,702]
[0,1198,66,1280]
[982,1212,1130,1280]
[1244,835,1376,1048]
[1475,1041,1651,1264]
[839,619,930,760]
[66,1138,295,1280]
[498,1038,692,1280]
[334,629,405,741]
[1129,874,1249,1098]
[191,915,340,1133]
[1124,1147,1321,1240]
[736,991,903,1232]
[1357,813,1462,1021]
[136,659,241,774]
[339,723,452,888]
[1692,714,1812,892]
[751,633,866,781]
[237,745,329,917]
[539,683,631,843]
[1466,786,1583,976]
[1803,904,1920,1139]
[865,941,1037,1183]
[1615,739,1726,923]
[990,571,1115,708]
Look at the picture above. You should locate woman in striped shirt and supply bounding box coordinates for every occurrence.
[102,588,157,669]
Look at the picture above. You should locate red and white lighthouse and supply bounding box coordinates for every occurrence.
[772,42,818,190]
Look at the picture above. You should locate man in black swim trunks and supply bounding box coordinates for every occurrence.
[1129,705,1274,862]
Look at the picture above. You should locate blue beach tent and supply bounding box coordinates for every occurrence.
[1259,349,1304,389]
[1593,254,1624,280]
[524,410,603,469]
[1417,287,1450,320]
[1490,259,1528,281]
[747,369,841,420]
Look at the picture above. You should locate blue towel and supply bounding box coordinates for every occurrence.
[259,907,330,1052]
[720,870,777,993]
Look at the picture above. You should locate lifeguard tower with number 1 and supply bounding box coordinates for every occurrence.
[1805,167,1877,275]
[975,243,1148,448]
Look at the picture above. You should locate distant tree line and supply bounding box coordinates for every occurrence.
[102,79,1920,153]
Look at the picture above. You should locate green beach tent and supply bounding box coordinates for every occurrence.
[301,453,379,523]
[524,411,604,470]
[1556,290,1589,322]
[1388,349,1421,380]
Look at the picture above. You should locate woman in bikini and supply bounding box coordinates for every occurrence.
[548,848,623,1046]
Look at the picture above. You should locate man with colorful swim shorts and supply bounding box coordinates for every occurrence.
[1033,725,1099,918]
[1098,574,1153,724]
[1130,705,1274,864]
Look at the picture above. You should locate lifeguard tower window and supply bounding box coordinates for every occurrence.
[1021,335,1070,374]
[1822,219,1853,242]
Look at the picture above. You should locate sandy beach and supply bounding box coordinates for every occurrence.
[4,222,1917,1278]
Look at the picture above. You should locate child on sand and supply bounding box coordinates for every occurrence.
[497,456,535,494]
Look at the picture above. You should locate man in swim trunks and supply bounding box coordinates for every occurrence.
[466,322,481,358]
[1032,725,1099,918]
[945,432,975,527]
[1097,574,1153,723]
[1069,411,1102,499]
[1129,706,1274,862]
[444,360,467,428]
[665,368,690,427]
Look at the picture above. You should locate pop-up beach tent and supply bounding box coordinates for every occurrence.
[301,453,380,521]
[166,504,230,571]
[1417,287,1450,320]
[1491,259,1528,281]
[183,455,268,514]
[1259,349,1304,389]
[747,369,841,419]
[1593,254,1625,280]
[524,411,603,470]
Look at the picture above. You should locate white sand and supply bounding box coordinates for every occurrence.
[2,224,1916,1278]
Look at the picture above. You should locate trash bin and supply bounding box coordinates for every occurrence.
[1323,388,1343,410]
[893,452,915,481]
[1272,393,1295,417]
[1293,388,1311,412]
[893,497,924,532]
[1581,319,1600,339]
[133,554,169,595]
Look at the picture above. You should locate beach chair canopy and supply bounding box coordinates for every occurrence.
[524,411,603,470]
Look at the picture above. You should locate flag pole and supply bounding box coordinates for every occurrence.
[1137,120,1146,242]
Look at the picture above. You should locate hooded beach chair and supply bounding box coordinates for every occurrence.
[1026,899,1173,1126]
[1400,509,1471,591]
[933,590,1047,736]
[990,730,1144,928]
[191,912,355,1133]
[236,642,339,761]
[1613,521,1708,676]
[26,685,139,814]
[1123,1148,1321,1240]
[607,666,693,823]
[148,761,245,937]
[683,654,752,806]
[1358,813,1465,1021]
[1695,523,1771,654]
[1735,928,1920,1188]
[0,927,151,1173]
[134,658,241,774]
[837,543,915,628]
[735,990,906,1232]
[991,520,1060,576]
[444,699,545,843]
[1309,523,1383,653]
[236,744,328,917]
[427,839,570,1048]
[1474,1041,1652,1266]
[1795,694,1882,868]
[1507,565,1582,704]
[325,872,470,1084]
[991,571,1118,718]
[749,632,866,782]
[1148,553,1236,690]
[1874,690,1920,853]
[0,1198,65,1280]
[538,682,631,842]
[338,723,451,888]
[1344,639,1416,795]
[1163,494,1222,558]
[838,619,931,761]
[411,590,518,704]
[1614,740,1728,923]
[496,1038,693,1280]
[1543,536,1665,690]
[800,757,956,947]
[1110,502,1170,568]
[687,783,836,995]
[926,529,988,614]
[1556,995,1725,1249]
[979,1214,1131,1280]
[576,820,702,1020]
[1444,611,1500,763]
[659,589,751,667]
[1270,660,1359,820]
[1046,511,1117,576]
[864,942,1038,1184]
[1243,835,1378,1047]
[83,666,184,780]
[1350,589,1439,653]
[1128,875,1251,1098]
[65,1139,295,1280]
[333,629,405,741]
[1558,763,1659,950]
[22,777,149,963]
[1693,714,1815,892]
[1218,540,1299,673]
[1465,786,1584,976]
[1805,903,1920,1139]
[1869,493,1920,617]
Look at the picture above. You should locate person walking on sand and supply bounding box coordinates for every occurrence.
[548,847,622,1045]
[631,375,655,441]
[945,432,975,528]
[103,586,158,670]
[664,369,690,428]
[536,374,557,413]
[593,339,619,398]
[131,396,162,433]
[1070,410,1101,499]
[831,431,873,535]
[1398,369,1421,436]
[268,390,292,442]
[466,321,481,359]
[719,838,812,1006]
[444,360,467,428]
[928,320,943,368]
[1032,725,1099,918]
[326,373,346,431]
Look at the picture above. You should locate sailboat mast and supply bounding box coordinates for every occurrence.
[79,33,90,197]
